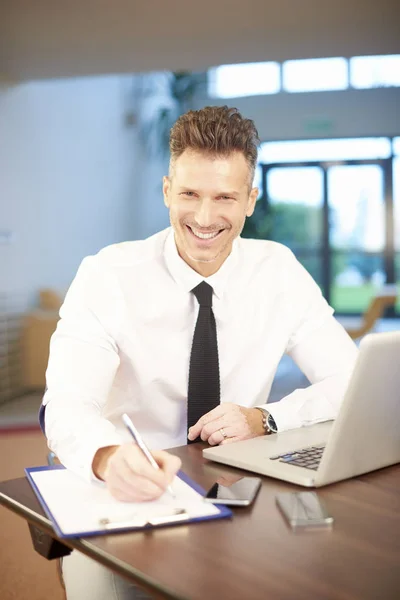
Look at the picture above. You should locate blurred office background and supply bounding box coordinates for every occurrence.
[0,3,399,598]
[0,0,399,424]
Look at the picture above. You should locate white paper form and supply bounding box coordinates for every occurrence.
[26,467,223,537]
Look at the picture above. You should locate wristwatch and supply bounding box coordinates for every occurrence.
[255,408,278,435]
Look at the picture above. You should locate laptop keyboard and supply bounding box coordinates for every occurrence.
[269,444,326,470]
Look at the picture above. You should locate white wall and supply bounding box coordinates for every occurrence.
[0,75,168,303]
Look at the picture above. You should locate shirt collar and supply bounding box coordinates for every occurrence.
[163,227,240,300]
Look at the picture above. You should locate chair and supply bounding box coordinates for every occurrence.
[21,289,63,390]
[343,285,397,340]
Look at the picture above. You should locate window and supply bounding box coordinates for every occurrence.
[208,62,280,98]
[208,54,400,98]
[390,137,400,310]
[394,157,400,251]
[350,55,400,89]
[258,137,392,164]
[253,165,263,198]
[268,167,323,207]
[282,58,348,93]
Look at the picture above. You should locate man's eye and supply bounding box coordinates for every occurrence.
[182,192,195,197]
[219,196,232,200]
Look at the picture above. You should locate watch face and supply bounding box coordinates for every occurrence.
[267,414,278,433]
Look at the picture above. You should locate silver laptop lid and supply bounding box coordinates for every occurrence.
[315,330,400,486]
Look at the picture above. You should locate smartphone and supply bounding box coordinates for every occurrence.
[275,492,334,530]
[204,476,262,506]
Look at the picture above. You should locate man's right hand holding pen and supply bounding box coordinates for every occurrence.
[92,444,181,503]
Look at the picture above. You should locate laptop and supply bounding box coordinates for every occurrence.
[203,331,400,487]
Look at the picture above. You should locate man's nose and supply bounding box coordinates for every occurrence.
[194,199,216,227]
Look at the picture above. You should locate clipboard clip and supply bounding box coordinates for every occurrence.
[99,508,189,530]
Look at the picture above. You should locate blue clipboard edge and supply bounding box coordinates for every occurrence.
[24,465,232,539]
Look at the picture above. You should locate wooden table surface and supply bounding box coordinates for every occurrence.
[1,443,400,600]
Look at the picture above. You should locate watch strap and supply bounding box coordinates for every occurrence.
[255,407,274,435]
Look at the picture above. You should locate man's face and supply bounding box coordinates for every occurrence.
[163,150,258,276]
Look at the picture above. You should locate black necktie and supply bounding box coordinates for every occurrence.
[187,281,220,442]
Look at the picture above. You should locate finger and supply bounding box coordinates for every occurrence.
[220,436,241,445]
[188,405,228,440]
[113,455,166,497]
[152,451,182,483]
[108,486,136,502]
[123,445,170,489]
[200,417,229,443]
[202,411,247,443]
[128,474,168,500]
[108,472,166,502]
[207,425,233,446]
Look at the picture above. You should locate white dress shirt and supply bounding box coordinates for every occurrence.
[43,227,358,481]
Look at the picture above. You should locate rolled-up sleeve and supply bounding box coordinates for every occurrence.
[42,255,126,481]
[263,250,358,431]
[266,318,358,431]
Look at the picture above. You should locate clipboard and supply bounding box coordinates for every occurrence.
[25,465,232,538]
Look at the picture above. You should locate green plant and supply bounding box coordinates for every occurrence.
[242,199,321,248]
[140,71,203,157]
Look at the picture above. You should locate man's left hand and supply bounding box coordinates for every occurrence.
[187,403,265,446]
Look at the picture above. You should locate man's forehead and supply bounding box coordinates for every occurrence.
[170,150,250,187]
[174,149,247,167]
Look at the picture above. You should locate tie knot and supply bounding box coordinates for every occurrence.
[191,281,213,307]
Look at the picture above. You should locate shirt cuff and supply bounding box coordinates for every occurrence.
[256,394,334,433]
[259,401,296,432]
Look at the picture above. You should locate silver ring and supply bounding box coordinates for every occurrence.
[220,428,227,439]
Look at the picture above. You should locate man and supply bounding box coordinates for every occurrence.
[41,106,358,598]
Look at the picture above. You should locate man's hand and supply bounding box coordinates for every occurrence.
[92,444,181,502]
[187,403,265,446]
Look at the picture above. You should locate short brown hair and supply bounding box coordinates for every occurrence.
[169,106,260,185]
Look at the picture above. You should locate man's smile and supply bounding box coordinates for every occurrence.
[185,225,225,243]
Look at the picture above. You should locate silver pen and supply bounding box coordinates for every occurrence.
[122,413,176,498]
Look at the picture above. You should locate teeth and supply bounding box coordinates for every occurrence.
[191,228,220,240]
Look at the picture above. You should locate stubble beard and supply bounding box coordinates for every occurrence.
[173,218,243,266]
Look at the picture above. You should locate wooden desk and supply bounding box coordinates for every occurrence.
[1,444,400,600]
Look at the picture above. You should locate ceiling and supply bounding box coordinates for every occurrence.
[1,0,399,81]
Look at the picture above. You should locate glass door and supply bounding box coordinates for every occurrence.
[260,159,393,314]
[262,165,325,290]
[394,151,400,312]
[328,163,386,313]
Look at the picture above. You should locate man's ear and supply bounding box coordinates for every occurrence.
[246,187,258,217]
[163,176,171,208]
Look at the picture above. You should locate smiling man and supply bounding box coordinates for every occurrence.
[164,148,258,275]
[40,106,358,599]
